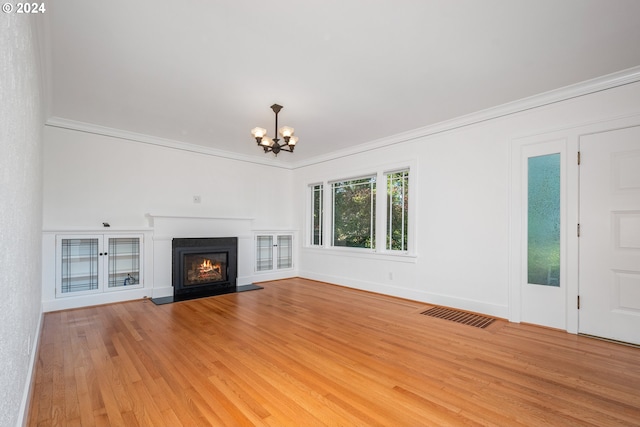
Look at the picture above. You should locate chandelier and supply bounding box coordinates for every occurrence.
[251,104,298,156]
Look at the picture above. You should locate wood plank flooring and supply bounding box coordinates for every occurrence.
[28,278,640,426]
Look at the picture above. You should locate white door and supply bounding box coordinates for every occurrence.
[579,125,640,345]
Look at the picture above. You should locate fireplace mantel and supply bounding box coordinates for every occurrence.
[145,213,254,226]
[145,213,255,240]
[146,213,257,299]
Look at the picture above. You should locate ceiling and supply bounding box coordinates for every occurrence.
[43,0,640,164]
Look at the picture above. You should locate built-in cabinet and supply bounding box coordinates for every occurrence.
[55,234,143,297]
[43,229,151,311]
[42,224,296,311]
[255,233,293,272]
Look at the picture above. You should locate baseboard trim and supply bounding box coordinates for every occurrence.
[299,271,509,319]
[17,308,44,427]
[42,288,150,312]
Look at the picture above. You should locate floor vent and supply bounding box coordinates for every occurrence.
[421,306,495,329]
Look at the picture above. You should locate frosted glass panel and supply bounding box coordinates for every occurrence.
[528,153,560,286]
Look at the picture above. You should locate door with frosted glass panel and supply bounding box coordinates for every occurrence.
[520,141,567,330]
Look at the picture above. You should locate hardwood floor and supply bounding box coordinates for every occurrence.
[28,278,640,426]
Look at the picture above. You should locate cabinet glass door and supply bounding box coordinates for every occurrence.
[60,238,100,295]
[108,237,141,288]
[256,236,273,271]
[277,235,292,269]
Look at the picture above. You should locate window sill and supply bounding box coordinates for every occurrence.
[302,246,418,263]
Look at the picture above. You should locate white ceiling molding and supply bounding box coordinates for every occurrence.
[46,66,640,171]
[290,65,640,169]
[45,117,294,169]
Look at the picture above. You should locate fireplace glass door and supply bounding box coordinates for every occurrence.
[183,252,228,287]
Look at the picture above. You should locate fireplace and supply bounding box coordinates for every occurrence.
[172,237,237,301]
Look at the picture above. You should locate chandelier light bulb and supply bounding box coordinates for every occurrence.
[289,136,299,146]
[261,136,274,147]
[279,126,294,138]
[251,127,267,139]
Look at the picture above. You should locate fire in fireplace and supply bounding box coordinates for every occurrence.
[186,255,226,284]
[172,237,237,300]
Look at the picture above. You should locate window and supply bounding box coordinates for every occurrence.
[386,170,409,251]
[332,176,376,248]
[308,164,414,255]
[528,153,560,286]
[310,184,323,246]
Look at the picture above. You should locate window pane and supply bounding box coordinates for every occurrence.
[332,177,376,248]
[386,171,409,251]
[528,153,560,286]
[256,235,273,271]
[311,184,323,246]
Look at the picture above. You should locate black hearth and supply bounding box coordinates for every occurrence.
[172,237,238,301]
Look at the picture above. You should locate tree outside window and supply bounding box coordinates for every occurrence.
[386,170,409,251]
[332,177,376,248]
[314,167,411,253]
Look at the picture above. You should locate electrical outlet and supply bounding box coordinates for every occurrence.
[193,195,201,204]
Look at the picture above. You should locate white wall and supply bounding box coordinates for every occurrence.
[43,76,638,318]
[42,126,296,308]
[41,76,640,322]
[0,13,44,427]
[43,126,294,230]
[293,81,640,319]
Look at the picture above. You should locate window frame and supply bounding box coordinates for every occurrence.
[385,169,410,252]
[305,161,416,257]
[309,183,324,247]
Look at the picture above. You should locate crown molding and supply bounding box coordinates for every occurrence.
[45,66,640,171]
[291,65,640,169]
[44,117,295,169]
